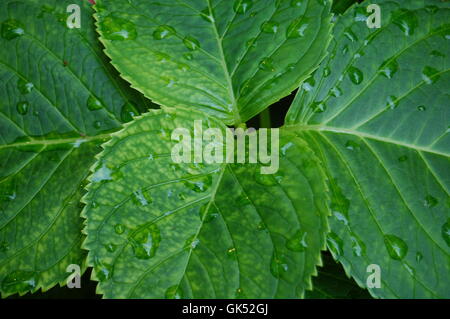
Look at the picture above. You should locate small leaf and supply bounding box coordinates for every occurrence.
[82,107,329,298]
[95,0,333,125]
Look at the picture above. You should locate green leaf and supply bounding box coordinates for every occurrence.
[94,0,333,125]
[82,107,329,298]
[0,0,152,297]
[285,0,450,298]
[331,0,359,15]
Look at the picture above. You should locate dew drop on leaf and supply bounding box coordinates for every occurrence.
[350,233,366,257]
[184,175,212,193]
[384,234,408,260]
[386,95,399,109]
[343,27,358,42]
[424,194,438,208]
[130,223,161,259]
[16,101,29,115]
[199,203,219,223]
[183,35,200,51]
[226,247,236,259]
[132,188,153,206]
[392,10,418,36]
[87,95,104,110]
[101,15,137,41]
[310,101,327,113]
[270,253,289,279]
[120,102,138,122]
[165,285,183,299]
[17,79,34,94]
[0,241,9,253]
[348,66,363,85]
[1,271,38,293]
[417,105,426,112]
[261,21,279,34]
[415,252,423,263]
[422,66,440,84]
[114,224,125,235]
[1,19,25,40]
[258,57,275,72]
[442,219,450,247]
[105,243,117,253]
[327,232,344,257]
[379,59,399,79]
[286,230,308,252]
[153,25,176,40]
[233,0,253,14]
[345,140,360,151]
[94,258,113,282]
[331,87,342,97]
[290,0,303,7]
[286,17,309,38]
[398,155,408,162]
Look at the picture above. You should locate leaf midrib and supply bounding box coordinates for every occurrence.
[290,124,449,157]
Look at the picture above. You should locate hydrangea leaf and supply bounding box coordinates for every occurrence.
[0,0,152,297]
[82,107,329,298]
[94,0,333,125]
[286,0,450,298]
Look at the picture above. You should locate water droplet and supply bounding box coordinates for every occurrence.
[422,66,440,84]
[257,221,267,231]
[398,155,408,162]
[184,235,200,250]
[310,101,327,113]
[424,194,438,208]
[302,77,315,91]
[323,67,331,77]
[233,0,253,14]
[114,224,125,235]
[386,95,399,109]
[87,95,104,110]
[290,0,303,7]
[183,35,200,51]
[100,15,137,40]
[1,19,25,40]
[17,79,33,94]
[130,224,161,259]
[344,27,358,42]
[261,21,279,34]
[254,170,277,186]
[153,25,176,40]
[350,234,365,257]
[286,230,308,252]
[1,271,37,293]
[16,101,29,115]
[165,285,183,299]
[417,105,426,112]
[286,17,309,38]
[415,252,423,263]
[442,219,450,247]
[91,163,112,183]
[345,140,360,151]
[120,102,138,122]
[259,57,275,72]
[200,8,214,23]
[331,87,342,97]
[184,175,212,193]
[348,66,363,85]
[393,10,418,36]
[281,142,294,156]
[105,243,117,253]
[379,59,399,79]
[94,258,113,282]
[270,253,289,279]
[199,203,219,222]
[132,188,153,206]
[235,288,245,298]
[384,234,408,260]
[327,232,344,257]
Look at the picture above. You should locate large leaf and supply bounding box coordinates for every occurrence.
[94,0,333,125]
[82,107,329,298]
[285,0,450,298]
[0,0,151,297]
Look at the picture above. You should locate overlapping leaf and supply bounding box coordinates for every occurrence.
[82,107,329,298]
[94,0,333,125]
[286,0,450,298]
[0,0,151,297]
